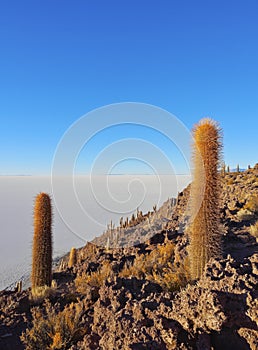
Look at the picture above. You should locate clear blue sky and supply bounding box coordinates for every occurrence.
[1,0,257,175]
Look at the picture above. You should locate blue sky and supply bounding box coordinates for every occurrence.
[1,0,258,175]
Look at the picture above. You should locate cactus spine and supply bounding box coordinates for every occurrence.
[188,118,222,280]
[31,193,52,291]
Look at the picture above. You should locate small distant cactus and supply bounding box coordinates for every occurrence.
[138,210,143,219]
[68,247,77,268]
[120,217,123,228]
[16,281,22,293]
[110,220,114,232]
[221,163,226,176]
[188,118,222,280]
[105,237,110,251]
[31,193,52,292]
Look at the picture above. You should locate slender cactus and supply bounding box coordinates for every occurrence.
[221,162,226,176]
[68,247,77,268]
[106,237,110,251]
[31,193,52,291]
[188,118,222,280]
[16,281,22,293]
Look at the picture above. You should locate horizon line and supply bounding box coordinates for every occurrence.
[0,173,192,177]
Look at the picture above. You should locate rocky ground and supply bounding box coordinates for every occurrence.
[0,166,257,350]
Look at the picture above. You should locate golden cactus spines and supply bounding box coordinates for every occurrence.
[31,193,52,291]
[68,247,77,268]
[188,118,222,280]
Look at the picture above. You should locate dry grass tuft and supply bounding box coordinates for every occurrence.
[244,194,258,214]
[152,258,190,292]
[249,221,258,240]
[120,242,175,279]
[21,300,86,350]
[30,285,55,303]
[237,209,255,221]
[226,178,235,185]
[75,261,114,292]
[119,242,189,291]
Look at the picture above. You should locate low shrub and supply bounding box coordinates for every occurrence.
[151,258,190,292]
[75,261,113,293]
[21,300,86,350]
[30,285,55,303]
[249,221,258,239]
[120,241,175,279]
[244,194,258,214]
[226,178,234,185]
[237,209,255,221]
[119,242,189,291]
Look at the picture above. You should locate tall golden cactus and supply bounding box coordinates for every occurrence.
[31,193,52,291]
[188,118,222,280]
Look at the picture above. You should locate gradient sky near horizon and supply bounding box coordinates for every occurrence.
[1,0,258,175]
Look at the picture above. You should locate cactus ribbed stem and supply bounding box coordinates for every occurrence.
[31,193,52,290]
[189,118,222,280]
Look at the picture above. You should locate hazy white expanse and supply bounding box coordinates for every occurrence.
[0,175,191,289]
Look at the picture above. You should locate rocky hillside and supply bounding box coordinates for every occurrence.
[0,166,257,350]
